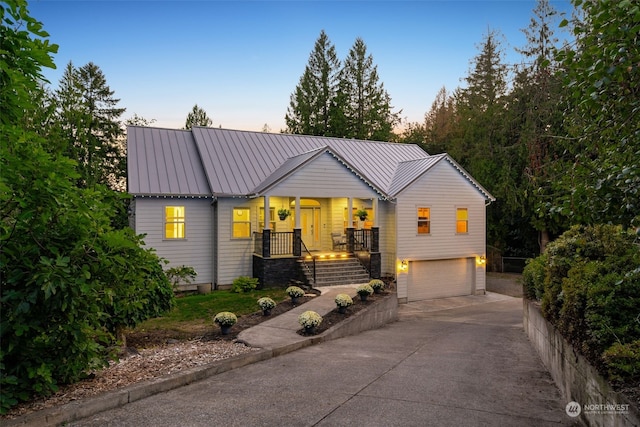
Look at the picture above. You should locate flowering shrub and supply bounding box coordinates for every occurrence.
[356,284,374,296]
[369,279,384,292]
[257,297,276,311]
[286,286,305,298]
[213,311,237,326]
[298,310,322,328]
[335,293,353,307]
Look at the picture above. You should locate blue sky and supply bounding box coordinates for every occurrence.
[30,0,573,132]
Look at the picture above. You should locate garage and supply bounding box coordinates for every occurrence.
[407,258,474,301]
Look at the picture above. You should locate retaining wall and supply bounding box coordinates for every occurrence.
[523,299,639,427]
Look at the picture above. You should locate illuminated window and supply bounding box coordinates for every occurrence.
[417,207,430,234]
[456,208,468,234]
[259,207,275,230]
[233,207,251,238]
[165,206,185,239]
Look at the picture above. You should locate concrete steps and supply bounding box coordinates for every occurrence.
[299,255,370,287]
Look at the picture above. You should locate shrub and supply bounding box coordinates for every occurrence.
[298,311,322,329]
[522,254,547,301]
[602,340,640,385]
[257,297,276,311]
[231,276,259,293]
[525,224,640,384]
[335,294,353,307]
[356,284,374,296]
[369,279,384,292]
[165,265,197,290]
[286,286,305,298]
[213,311,238,326]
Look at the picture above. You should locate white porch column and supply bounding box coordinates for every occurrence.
[373,198,379,228]
[294,196,301,229]
[264,195,271,229]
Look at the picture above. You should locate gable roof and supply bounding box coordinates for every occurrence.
[127,126,494,202]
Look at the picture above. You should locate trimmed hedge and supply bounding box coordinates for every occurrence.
[522,224,640,385]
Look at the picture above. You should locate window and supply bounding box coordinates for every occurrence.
[233,207,251,238]
[417,207,430,234]
[165,206,185,239]
[456,208,468,234]
[259,207,275,230]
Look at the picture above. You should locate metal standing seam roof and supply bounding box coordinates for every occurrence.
[127,126,211,196]
[127,126,495,202]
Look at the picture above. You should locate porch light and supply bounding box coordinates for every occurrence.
[329,254,336,258]
[399,260,408,272]
[476,255,486,266]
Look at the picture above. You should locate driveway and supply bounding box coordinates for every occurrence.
[71,293,576,426]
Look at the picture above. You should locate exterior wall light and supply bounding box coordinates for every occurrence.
[398,259,408,272]
[477,255,486,266]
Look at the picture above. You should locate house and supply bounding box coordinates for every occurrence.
[127,126,495,303]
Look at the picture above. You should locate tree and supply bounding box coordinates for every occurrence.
[53,61,126,190]
[510,0,566,251]
[0,0,174,413]
[285,30,341,136]
[423,86,457,154]
[452,29,529,255]
[548,0,640,229]
[335,38,400,141]
[184,103,212,129]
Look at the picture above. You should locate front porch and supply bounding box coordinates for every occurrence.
[252,228,381,287]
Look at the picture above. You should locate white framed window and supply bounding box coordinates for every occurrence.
[259,207,275,230]
[232,207,251,238]
[456,207,468,234]
[165,206,185,239]
[417,207,430,234]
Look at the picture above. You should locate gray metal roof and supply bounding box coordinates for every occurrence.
[127,126,211,196]
[127,126,494,202]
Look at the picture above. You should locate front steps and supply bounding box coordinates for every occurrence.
[299,254,371,287]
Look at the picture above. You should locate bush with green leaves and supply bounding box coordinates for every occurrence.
[165,265,197,290]
[0,1,174,413]
[522,224,640,385]
[231,276,259,293]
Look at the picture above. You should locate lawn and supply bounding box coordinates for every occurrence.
[134,288,291,333]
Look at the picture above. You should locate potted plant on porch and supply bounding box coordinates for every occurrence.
[356,284,374,301]
[335,293,353,314]
[278,208,290,221]
[355,209,368,221]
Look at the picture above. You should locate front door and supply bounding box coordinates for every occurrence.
[300,207,320,250]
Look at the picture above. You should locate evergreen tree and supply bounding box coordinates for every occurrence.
[453,29,514,253]
[285,30,340,136]
[53,61,126,190]
[510,0,566,251]
[336,37,400,141]
[184,103,213,129]
[423,86,457,154]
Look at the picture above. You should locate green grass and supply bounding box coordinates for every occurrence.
[136,288,290,331]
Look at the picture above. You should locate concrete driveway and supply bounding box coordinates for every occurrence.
[71,293,577,426]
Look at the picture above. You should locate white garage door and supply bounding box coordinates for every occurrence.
[407,258,473,301]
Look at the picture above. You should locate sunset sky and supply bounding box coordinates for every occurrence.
[30,0,572,132]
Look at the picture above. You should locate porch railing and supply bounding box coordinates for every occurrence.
[353,229,372,251]
[253,231,294,256]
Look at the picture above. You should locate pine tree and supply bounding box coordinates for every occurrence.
[54,61,126,189]
[336,38,399,141]
[423,86,457,154]
[511,0,565,251]
[184,104,213,129]
[285,30,340,136]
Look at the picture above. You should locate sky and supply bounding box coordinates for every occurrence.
[29,0,573,132]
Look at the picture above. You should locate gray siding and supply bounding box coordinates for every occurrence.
[394,161,487,300]
[268,152,380,198]
[134,197,213,286]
